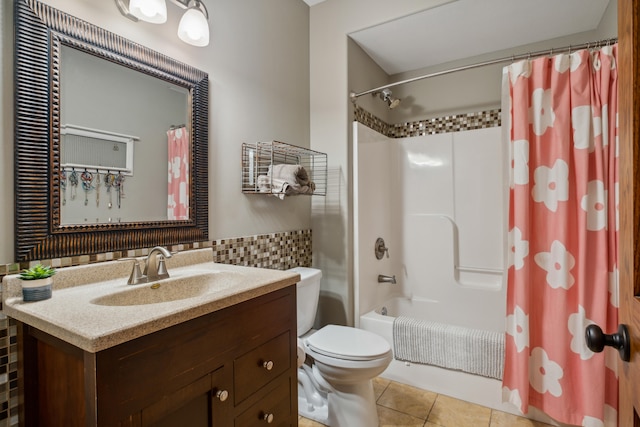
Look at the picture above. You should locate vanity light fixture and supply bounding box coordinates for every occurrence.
[115,0,210,47]
[116,0,167,23]
[177,1,210,47]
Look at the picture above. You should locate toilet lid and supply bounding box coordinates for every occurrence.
[306,325,391,361]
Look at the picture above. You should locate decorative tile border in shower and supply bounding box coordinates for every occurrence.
[353,105,391,136]
[354,105,502,137]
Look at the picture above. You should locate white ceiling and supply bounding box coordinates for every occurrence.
[349,0,611,75]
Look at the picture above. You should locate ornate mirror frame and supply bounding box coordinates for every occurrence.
[14,0,209,262]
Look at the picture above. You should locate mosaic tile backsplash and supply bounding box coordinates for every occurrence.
[0,318,16,427]
[212,230,312,269]
[0,228,311,426]
[354,105,502,136]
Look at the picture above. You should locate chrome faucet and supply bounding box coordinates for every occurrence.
[144,246,173,282]
[378,274,396,284]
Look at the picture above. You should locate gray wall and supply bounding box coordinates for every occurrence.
[0,1,13,263]
[310,0,451,327]
[347,38,391,122]
[0,0,311,263]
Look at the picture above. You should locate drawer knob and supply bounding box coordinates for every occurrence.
[262,413,274,423]
[215,389,229,402]
[262,360,274,371]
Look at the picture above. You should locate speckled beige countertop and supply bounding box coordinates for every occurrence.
[2,249,300,353]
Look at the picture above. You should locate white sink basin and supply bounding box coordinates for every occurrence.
[90,271,241,306]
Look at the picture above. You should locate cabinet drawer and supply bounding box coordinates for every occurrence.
[234,331,290,404]
[235,375,292,427]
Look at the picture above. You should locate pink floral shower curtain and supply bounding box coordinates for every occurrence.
[167,126,190,220]
[503,45,619,426]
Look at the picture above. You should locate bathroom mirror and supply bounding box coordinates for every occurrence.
[59,45,190,226]
[14,0,209,261]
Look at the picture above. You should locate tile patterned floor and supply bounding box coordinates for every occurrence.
[298,377,554,427]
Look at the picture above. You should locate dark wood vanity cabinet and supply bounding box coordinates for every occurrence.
[17,286,298,427]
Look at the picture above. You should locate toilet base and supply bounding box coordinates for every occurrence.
[297,324,391,427]
[298,365,330,424]
[326,380,379,427]
[297,370,379,427]
[298,390,329,425]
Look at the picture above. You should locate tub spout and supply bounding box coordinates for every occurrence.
[378,274,396,284]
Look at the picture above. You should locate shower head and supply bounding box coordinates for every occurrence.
[387,96,401,109]
[375,88,402,109]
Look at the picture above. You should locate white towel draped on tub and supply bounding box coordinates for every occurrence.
[392,316,504,380]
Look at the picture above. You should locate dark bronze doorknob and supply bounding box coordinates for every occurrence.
[585,324,630,362]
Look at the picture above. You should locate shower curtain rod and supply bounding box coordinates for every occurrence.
[349,36,618,102]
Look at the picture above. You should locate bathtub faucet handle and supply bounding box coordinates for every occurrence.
[375,237,390,260]
[378,274,396,284]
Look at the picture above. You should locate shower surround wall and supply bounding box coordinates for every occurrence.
[354,109,512,412]
[355,109,507,316]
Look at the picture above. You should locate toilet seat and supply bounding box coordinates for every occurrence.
[306,325,391,361]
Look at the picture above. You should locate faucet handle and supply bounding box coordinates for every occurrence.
[119,257,145,285]
[375,237,390,260]
[156,255,170,280]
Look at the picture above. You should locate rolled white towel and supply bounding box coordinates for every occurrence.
[258,165,316,198]
[269,164,312,187]
[257,175,271,192]
[265,177,289,200]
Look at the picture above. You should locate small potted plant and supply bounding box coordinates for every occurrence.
[19,264,56,302]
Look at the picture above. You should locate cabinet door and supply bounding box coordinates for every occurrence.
[148,393,210,427]
[141,374,212,427]
[139,364,234,427]
[210,363,234,426]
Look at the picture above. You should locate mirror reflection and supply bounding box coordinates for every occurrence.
[59,46,190,225]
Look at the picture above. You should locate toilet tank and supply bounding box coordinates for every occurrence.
[288,267,322,337]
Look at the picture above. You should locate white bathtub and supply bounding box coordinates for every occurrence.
[360,296,515,414]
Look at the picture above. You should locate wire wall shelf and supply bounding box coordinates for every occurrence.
[242,141,327,197]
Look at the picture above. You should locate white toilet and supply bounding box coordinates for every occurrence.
[289,267,392,427]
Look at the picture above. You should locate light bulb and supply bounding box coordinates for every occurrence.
[178,6,210,47]
[129,0,167,24]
